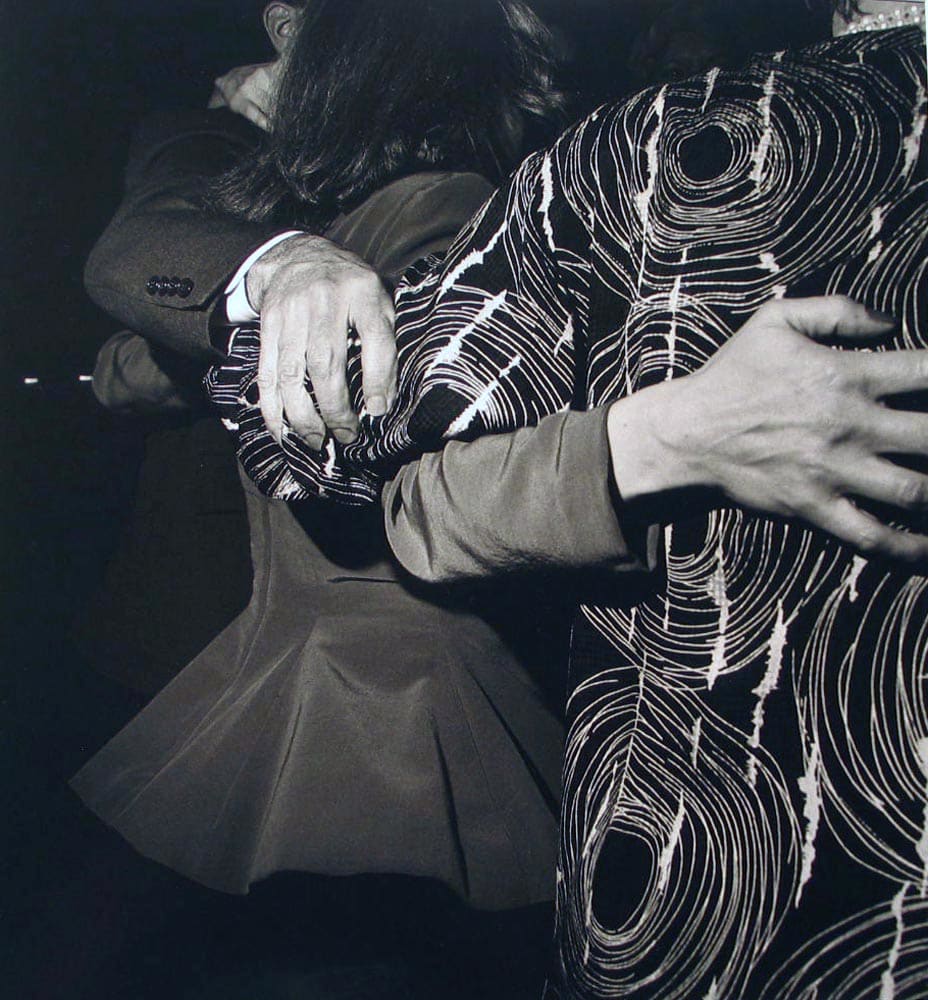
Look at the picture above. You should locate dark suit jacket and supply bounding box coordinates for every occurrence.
[84,109,495,360]
[82,110,498,693]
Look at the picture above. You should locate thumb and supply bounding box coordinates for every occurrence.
[766,295,896,342]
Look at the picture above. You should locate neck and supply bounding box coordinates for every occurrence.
[833,1,925,37]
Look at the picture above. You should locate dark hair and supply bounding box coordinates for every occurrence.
[209,0,566,230]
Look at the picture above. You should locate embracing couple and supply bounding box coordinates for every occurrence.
[76,2,928,997]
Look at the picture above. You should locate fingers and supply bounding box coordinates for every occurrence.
[858,405,928,455]
[230,96,270,131]
[257,314,284,444]
[277,311,325,448]
[306,289,358,444]
[248,236,394,445]
[213,63,275,130]
[262,300,328,449]
[758,295,896,342]
[840,456,928,512]
[804,495,928,566]
[351,283,397,416]
[267,286,359,446]
[845,347,928,400]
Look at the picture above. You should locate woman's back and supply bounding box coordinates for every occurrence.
[72,164,566,909]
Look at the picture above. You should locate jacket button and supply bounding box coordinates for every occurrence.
[146,277,159,295]
[157,275,170,296]
[178,278,194,299]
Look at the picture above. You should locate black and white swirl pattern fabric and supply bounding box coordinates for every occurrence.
[204,149,591,502]
[547,30,927,1000]
[206,27,927,999]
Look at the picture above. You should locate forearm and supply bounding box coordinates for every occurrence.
[384,407,658,584]
[93,332,204,414]
[84,110,283,359]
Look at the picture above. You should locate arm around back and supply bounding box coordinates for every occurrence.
[383,407,657,584]
[84,109,288,360]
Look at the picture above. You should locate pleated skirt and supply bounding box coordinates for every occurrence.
[71,479,564,910]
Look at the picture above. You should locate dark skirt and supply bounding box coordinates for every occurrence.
[71,476,564,910]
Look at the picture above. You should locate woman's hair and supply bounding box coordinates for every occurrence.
[210,0,566,230]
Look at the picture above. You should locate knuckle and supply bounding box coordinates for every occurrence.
[816,372,856,423]
[853,524,883,555]
[755,299,780,321]
[308,289,339,322]
[896,476,927,509]
[818,352,847,388]
[833,294,855,312]
[790,491,823,521]
[913,353,928,383]
[306,346,338,378]
[362,362,392,385]
[318,397,353,420]
[813,407,848,447]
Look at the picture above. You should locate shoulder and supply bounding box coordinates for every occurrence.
[130,108,262,150]
[328,171,496,277]
[353,171,495,229]
[124,109,263,185]
[580,25,926,151]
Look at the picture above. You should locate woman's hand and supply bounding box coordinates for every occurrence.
[608,296,928,564]
[208,61,282,131]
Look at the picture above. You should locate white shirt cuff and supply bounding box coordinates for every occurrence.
[224,231,304,323]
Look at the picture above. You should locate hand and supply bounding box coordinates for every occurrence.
[245,234,396,448]
[208,61,281,131]
[608,296,928,564]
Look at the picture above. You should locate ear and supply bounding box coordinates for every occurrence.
[263,2,299,55]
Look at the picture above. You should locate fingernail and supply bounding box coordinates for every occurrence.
[332,427,358,445]
[865,307,896,326]
[367,394,387,417]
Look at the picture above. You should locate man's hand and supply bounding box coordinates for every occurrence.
[608,296,928,564]
[208,61,281,131]
[245,234,396,448]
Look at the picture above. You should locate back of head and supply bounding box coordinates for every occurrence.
[213,0,566,229]
[623,0,834,92]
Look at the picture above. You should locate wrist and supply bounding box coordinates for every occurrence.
[606,375,711,502]
[243,262,265,313]
[241,231,311,313]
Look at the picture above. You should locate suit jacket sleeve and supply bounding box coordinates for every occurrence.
[84,109,288,360]
[383,406,660,583]
[92,331,206,414]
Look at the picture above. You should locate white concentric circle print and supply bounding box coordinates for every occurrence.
[798,572,928,890]
[558,667,799,999]
[759,894,928,999]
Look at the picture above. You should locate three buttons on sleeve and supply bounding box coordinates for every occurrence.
[146,276,194,298]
